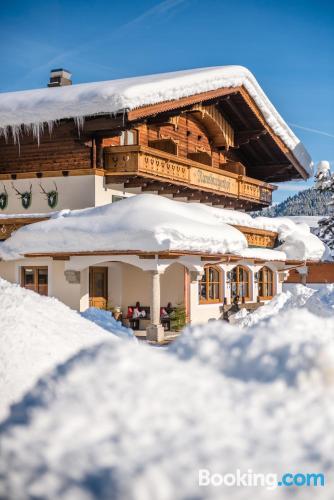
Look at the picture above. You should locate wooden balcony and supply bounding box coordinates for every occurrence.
[104,145,276,208]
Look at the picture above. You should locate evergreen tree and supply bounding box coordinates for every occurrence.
[252,187,333,218]
[314,161,334,252]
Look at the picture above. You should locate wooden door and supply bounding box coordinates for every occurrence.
[89,267,108,309]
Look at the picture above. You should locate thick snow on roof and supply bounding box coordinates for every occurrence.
[2,284,334,499]
[0,66,312,174]
[0,194,248,259]
[0,194,327,262]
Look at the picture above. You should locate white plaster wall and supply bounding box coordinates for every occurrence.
[161,263,184,306]
[0,258,80,310]
[108,262,123,308]
[51,260,81,310]
[94,177,134,206]
[1,175,96,214]
[120,264,151,309]
[80,268,90,311]
[0,261,15,282]
[189,281,223,325]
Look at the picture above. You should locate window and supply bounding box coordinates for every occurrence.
[230,266,249,301]
[21,266,48,296]
[199,266,222,303]
[258,266,274,299]
[120,129,138,146]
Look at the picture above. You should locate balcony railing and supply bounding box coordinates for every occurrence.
[104,145,276,206]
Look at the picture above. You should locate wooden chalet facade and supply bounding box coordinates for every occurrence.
[0,68,315,341]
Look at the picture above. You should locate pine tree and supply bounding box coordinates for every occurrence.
[314,161,334,253]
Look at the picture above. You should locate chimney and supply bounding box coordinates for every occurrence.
[48,68,72,87]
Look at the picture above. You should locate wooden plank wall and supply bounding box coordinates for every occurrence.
[285,262,334,284]
[0,122,91,174]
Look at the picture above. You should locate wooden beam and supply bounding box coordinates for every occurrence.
[224,98,250,128]
[235,129,267,146]
[95,137,103,168]
[159,187,181,195]
[124,177,148,188]
[141,182,164,192]
[83,116,126,133]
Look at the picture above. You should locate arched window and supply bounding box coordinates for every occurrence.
[258,266,274,299]
[230,266,249,301]
[199,266,222,303]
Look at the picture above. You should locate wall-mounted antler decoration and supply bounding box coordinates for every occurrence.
[0,184,8,210]
[39,182,58,208]
[11,183,32,210]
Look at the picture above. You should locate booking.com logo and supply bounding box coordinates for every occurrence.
[198,469,325,490]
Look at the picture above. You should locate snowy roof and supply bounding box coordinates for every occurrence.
[0,194,327,262]
[0,66,312,175]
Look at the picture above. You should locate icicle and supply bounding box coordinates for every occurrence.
[32,122,45,146]
[47,120,55,138]
[0,127,8,142]
[74,116,85,138]
[11,126,21,154]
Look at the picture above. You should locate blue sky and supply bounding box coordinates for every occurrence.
[1,0,333,204]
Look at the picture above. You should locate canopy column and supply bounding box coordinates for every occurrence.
[146,270,165,342]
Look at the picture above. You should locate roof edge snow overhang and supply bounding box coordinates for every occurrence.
[127,85,309,180]
[19,249,308,265]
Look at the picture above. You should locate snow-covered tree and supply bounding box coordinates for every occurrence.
[315,161,334,253]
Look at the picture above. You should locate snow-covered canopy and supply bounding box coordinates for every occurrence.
[0,194,327,262]
[0,66,312,174]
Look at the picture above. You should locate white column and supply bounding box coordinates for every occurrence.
[146,270,165,342]
[152,270,161,325]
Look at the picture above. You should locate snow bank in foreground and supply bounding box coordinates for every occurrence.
[0,279,121,420]
[81,307,136,341]
[1,292,334,499]
[0,66,311,174]
[171,307,334,385]
[0,194,327,262]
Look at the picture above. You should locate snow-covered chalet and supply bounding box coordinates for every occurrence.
[0,67,327,341]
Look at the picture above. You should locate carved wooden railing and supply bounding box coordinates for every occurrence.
[233,225,277,249]
[104,145,276,206]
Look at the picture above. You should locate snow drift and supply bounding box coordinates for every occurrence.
[0,279,134,420]
[1,284,334,499]
[0,194,327,262]
[230,284,334,328]
[81,307,136,341]
[0,66,311,174]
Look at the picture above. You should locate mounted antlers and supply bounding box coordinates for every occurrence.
[39,182,58,208]
[0,184,8,210]
[39,181,58,198]
[11,182,32,197]
[11,183,32,209]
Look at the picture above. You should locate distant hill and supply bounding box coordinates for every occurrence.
[252,188,333,217]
